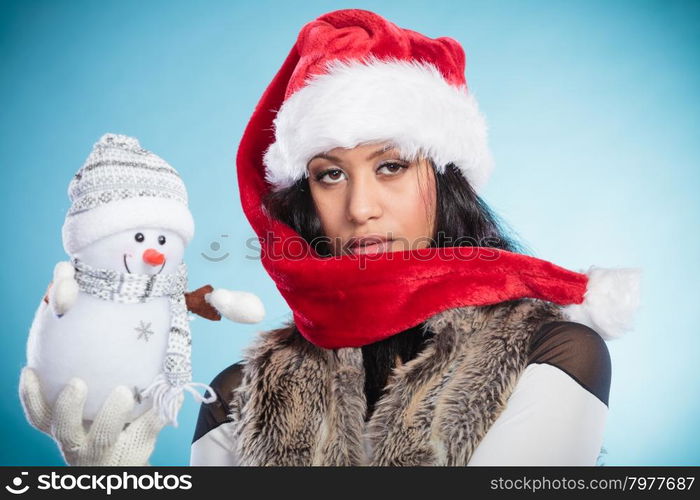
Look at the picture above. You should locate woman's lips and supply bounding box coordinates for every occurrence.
[347,239,394,255]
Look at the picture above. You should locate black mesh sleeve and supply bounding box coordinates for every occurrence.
[528,321,612,407]
[191,361,245,444]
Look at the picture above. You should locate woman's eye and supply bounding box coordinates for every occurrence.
[317,168,346,184]
[134,232,145,243]
[377,162,408,175]
[158,235,166,245]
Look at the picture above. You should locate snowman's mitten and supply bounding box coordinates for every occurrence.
[53,261,75,281]
[49,262,79,316]
[205,288,265,324]
[19,366,177,466]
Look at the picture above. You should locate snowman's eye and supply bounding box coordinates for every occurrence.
[134,232,145,243]
[158,235,166,245]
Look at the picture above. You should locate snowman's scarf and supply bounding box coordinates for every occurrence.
[71,257,216,427]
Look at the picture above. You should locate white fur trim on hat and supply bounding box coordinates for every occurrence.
[263,57,494,191]
[563,266,642,340]
[62,197,195,255]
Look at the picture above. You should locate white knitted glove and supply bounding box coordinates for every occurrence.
[19,366,180,466]
[205,288,265,323]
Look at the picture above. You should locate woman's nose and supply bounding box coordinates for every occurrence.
[346,177,383,224]
[143,248,165,266]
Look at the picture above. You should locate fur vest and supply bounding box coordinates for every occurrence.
[227,298,566,466]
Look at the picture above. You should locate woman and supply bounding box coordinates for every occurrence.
[191,147,613,466]
[19,9,640,466]
[190,9,640,466]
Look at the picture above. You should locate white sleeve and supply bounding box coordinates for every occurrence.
[189,422,240,466]
[467,363,608,466]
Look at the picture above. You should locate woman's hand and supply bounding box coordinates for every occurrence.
[19,366,179,466]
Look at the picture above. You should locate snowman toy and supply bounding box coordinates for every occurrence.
[25,133,265,427]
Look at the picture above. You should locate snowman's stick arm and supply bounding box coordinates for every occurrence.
[42,280,223,320]
[185,285,222,321]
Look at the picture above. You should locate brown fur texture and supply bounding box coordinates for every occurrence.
[228,298,565,466]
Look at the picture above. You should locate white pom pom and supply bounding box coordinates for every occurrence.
[205,289,266,324]
[563,266,642,340]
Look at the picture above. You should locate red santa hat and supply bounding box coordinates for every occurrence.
[262,9,492,192]
[236,9,642,347]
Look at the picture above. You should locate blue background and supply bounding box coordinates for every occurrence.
[1,0,698,466]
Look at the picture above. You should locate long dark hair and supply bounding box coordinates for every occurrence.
[264,162,528,419]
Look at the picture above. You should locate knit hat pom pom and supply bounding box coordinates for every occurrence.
[563,266,642,340]
[96,133,144,153]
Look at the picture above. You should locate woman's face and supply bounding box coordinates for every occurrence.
[307,141,436,256]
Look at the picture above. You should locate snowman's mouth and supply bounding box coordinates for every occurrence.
[123,254,166,275]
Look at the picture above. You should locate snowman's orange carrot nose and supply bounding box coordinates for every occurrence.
[143,248,165,266]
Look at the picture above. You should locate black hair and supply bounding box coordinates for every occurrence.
[264,161,529,420]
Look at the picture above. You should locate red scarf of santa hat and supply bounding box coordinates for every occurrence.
[235,8,641,349]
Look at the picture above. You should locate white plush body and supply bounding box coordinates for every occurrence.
[25,226,264,425]
[27,292,171,422]
[26,227,186,423]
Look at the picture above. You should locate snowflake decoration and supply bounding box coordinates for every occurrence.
[135,320,154,342]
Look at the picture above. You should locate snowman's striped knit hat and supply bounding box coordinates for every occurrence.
[62,134,194,255]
